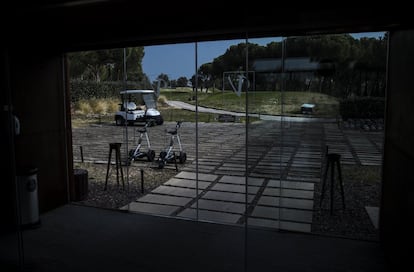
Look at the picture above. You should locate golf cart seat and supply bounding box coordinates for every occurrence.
[125,101,137,111]
[119,102,140,112]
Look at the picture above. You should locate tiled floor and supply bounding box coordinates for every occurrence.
[74,120,383,233]
[127,171,315,232]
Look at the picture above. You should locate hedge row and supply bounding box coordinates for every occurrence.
[339,97,385,120]
[69,80,146,102]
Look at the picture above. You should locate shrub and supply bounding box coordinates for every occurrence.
[90,99,107,115]
[339,97,385,120]
[157,95,168,107]
[75,100,93,115]
[70,80,147,102]
[107,99,120,113]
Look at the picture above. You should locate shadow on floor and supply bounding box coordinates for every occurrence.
[1,204,388,272]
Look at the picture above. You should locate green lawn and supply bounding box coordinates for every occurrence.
[71,88,339,127]
[161,88,339,117]
[71,106,253,128]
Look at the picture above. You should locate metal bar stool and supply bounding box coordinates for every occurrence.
[104,142,125,190]
[320,148,345,214]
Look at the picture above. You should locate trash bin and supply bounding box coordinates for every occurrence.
[17,167,40,229]
[72,168,88,201]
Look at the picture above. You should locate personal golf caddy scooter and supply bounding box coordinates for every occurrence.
[126,122,156,165]
[157,121,187,169]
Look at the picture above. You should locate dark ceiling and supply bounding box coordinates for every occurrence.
[7,1,413,52]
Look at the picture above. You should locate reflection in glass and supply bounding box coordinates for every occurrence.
[66,32,386,242]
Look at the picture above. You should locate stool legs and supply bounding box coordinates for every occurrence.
[115,146,125,189]
[320,154,345,214]
[336,160,345,210]
[105,143,125,190]
[104,147,113,190]
[320,159,329,207]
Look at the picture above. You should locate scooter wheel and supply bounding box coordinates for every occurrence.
[179,152,187,164]
[159,151,167,160]
[147,150,155,162]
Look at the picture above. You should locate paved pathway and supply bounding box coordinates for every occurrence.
[166,100,337,123]
[73,119,383,233]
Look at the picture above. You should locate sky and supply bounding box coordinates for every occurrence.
[142,32,386,82]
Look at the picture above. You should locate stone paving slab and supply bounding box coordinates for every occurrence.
[267,179,314,191]
[257,196,314,210]
[182,165,218,172]
[191,199,246,214]
[136,194,193,206]
[197,159,224,164]
[219,175,265,186]
[287,173,320,180]
[202,191,255,203]
[251,206,313,223]
[127,202,179,215]
[210,183,260,194]
[178,208,241,224]
[151,186,198,198]
[175,171,218,181]
[219,163,246,168]
[165,178,211,189]
[286,176,321,183]
[247,218,311,233]
[254,162,286,168]
[249,173,281,179]
[214,170,245,176]
[287,168,321,176]
[262,188,314,199]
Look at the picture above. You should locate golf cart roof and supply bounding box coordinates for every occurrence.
[120,89,155,95]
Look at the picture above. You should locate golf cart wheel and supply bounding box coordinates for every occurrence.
[147,149,155,162]
[115,116,125,126]
[156,116,164,125]
[179,152,187,164]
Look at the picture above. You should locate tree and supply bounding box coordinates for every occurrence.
[124,47,145,81]
[176,76,188,87]
[156,73,170,86]
[67,47,146,83]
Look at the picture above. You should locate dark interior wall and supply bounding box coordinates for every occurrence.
[381,30,414,266]
[1,4,413,259]
[10,50,69,213]
[0,50,18,231]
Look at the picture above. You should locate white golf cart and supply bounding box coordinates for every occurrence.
[114,89,164,126]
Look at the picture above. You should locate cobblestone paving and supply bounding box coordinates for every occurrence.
[72,120,383,232]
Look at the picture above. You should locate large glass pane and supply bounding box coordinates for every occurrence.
[245,32,386,271]
[303,32,386,241]
[69,48,136,210]
[245,36,287,231]
[245,32,386,241]
[120,43,198,220]
[192,39,248,226]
